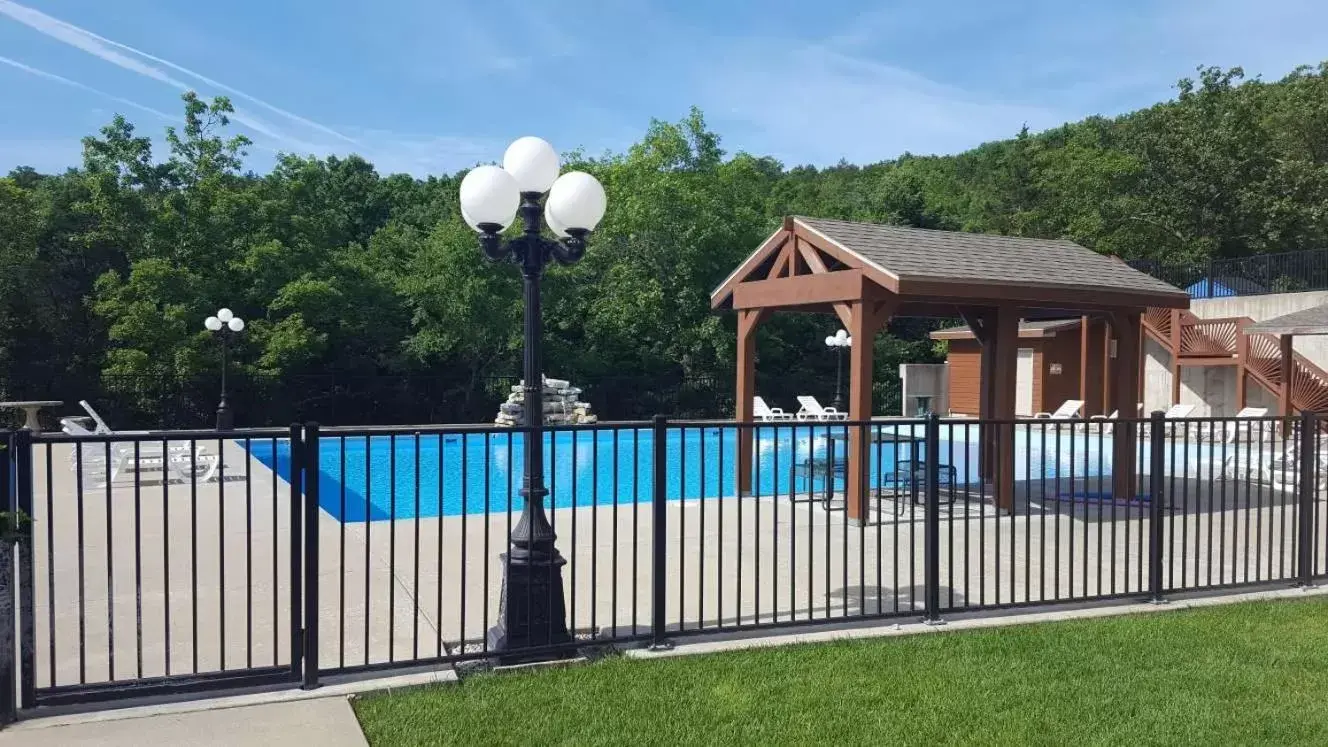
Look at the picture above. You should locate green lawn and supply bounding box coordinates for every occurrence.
[353,597,1328,746]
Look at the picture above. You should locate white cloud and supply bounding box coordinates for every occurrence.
[0,0,354,145]
[340,129,499,176]
[699,41,1062,165]
[0,54,174,121]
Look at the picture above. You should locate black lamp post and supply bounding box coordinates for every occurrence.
[825,329,851,412]
[459,137,607,659]
[204,308,245,430]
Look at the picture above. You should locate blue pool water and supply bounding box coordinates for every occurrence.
[246,426,1120,522]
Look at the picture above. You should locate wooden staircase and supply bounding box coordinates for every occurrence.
[1142,307,1328,417]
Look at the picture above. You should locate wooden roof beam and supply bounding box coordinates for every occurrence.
[732,269,872,311]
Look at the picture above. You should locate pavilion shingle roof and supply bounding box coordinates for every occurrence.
[797,217,1188,299]
[930,318,1082,340]
[1245,304,1328,336]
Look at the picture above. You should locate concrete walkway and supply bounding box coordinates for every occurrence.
[0,696,366,746]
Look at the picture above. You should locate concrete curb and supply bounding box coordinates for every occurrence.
[624,584,1328,660]
[8,666,459,732]
[10,584,1324,732]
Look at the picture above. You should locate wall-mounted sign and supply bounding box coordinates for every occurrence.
[1049,363,1063,375]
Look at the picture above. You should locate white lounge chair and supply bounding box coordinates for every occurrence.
[1033,400,1084,425]
[1138,403,1196,438]
[61,401,220,485]
[752,397,794,422]
[795,396,848,421]
[1212,406,1270,443]
[1079,403,1143,433]
[1225,435,1327,492]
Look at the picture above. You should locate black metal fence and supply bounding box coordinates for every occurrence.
[1128,248,1328,298]
[2,410,1324,713]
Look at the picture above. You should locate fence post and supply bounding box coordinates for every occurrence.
[287,424,304,683]
[0,431,14,726]
[923,412,943,624]
[302,422,321,688]
[1297,410,1317,588]
[11,429,33,710]
[650,415,671,650]
[1148,411,1166,603]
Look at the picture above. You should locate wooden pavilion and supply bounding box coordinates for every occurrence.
[710,217,1190,521]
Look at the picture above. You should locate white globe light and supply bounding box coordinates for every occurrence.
[835,329,848,341]
[846,336,853,345]
[461,205,512,233]
[205,316,222,331]
[824,336,835,347]
[543,202,570,238]
[546,171,607,232]
[217,308,234,323]
[459,165,520,230]
[502,136,560,194]
[228,317,246,332]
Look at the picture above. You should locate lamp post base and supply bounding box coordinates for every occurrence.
[215,404,233,431]
[485,551,573,664]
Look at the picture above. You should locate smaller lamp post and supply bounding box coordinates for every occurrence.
[824,329,852,412]
[204,308,245,430]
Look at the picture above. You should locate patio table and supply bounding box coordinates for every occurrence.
[799,427,926,505]
[0,400,64,433]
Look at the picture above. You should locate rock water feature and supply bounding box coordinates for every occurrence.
[494,376,598,426]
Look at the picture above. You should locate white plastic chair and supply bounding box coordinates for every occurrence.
[753,397,794,422]
[1217,406,1269,443]
[61,402,220,485]
[1033,400,1084,420]
[1140,403,1196,438]
[795,396,848,421]
[1080,403,1143,433]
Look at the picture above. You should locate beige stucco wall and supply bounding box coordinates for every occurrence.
[1192,291,1328,370]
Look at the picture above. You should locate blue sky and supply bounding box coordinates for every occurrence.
[2,0,1326,177]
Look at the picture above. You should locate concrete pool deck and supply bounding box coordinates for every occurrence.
[24,439,1325,694]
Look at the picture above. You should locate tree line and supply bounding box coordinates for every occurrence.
[2,63,1327,427]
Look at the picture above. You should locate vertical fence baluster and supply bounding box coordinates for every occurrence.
[1298,411,1317,587]
[1149,411,1166,602]
[288,425,304,682]
[302,423,320,689]
[651,416,668,649]
[412,432,420,660]
[2,431,16,723]
[924,413,941,623]
[14,430,36,707]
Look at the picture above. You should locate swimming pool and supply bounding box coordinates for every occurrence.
[245,424,1133,522]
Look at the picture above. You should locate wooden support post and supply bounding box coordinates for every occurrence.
[1279,334,1294,419]
[1235,320,1248,409]
[960,308,996,481]
[735,309,764,496]
[845,300,889,523]
[1102,319,1114,415]
[1170,309,1182,406]
[1079,315,1091,415]
[991,307,1020,513]
[1111,312,1141,501]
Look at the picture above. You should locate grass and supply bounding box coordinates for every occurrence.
[353,597,1328,746]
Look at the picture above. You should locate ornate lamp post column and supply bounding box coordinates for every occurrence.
[459,137,607,657]
[825,328,852,412]
[204,308,245,430]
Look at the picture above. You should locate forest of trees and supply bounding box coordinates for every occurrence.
[3,63,1328,428]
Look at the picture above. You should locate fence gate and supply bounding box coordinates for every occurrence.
[9,426,312,707]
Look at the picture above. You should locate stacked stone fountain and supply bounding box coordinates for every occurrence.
[494,376,598,426]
